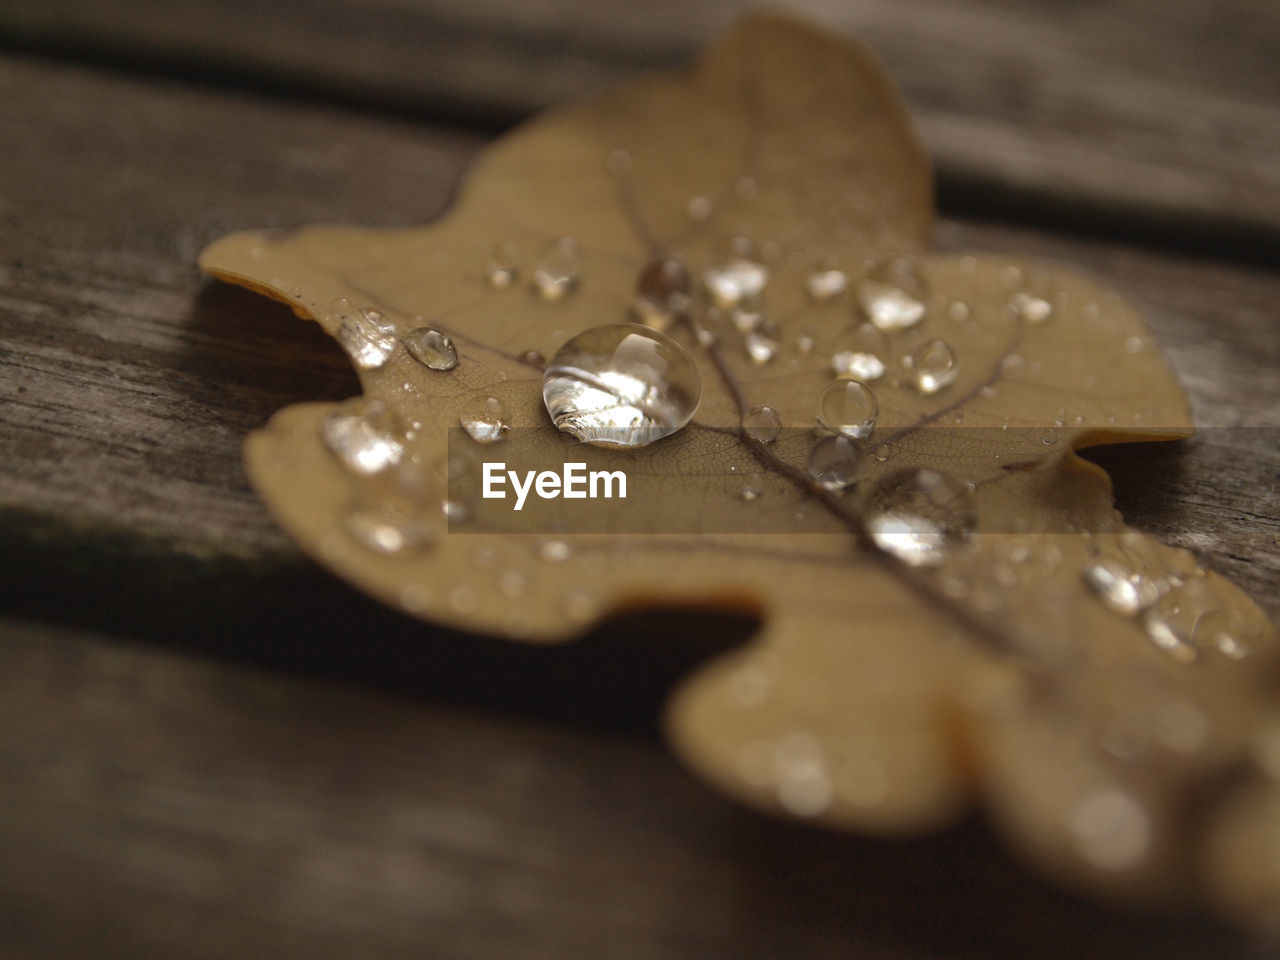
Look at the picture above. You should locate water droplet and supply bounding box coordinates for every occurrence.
[342,462,437,555]
[830,324,887,381]
[633,258,692,328]
[947,301,971,322]
[486,241,520,289]
[1071,788,1151,872]
[321,398,406,475]
[1081,560,1163,617]
[703,235,768,308]
[805,268,847,302]
[459,395,509,444]
[795,329,816,354]
[774,733,833,817]
[817,380,878,439]
[402,326,458,371]
[865,469,976,566]
[542,324,701,447]
[540,540,572,563]
[336,306,396,369]
[1125,335,1146,354]
[730,301,764,333]
[738,484,763,502]
[744,331,779,365]
[734,177,759,200]
[874,444,891,463]
[857,256,927,331]
[519,349,546,367]
[686,195,712,220]
[912,339,957,394]
[742,405,781,443]
[606,149,632,176]
[807,435,866,492]
[1011,291,1053,324]
[530,236,580,301]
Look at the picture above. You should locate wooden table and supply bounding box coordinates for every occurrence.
[1,2,1277,957]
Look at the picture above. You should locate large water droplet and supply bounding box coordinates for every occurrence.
[542,324,701,447]
[703,235,768,308]
[321,398,406,475]
[530,237,580,301]
[857,256,927,331]
[403,326,458,371]
[830,323,887,380]
[807,435,865,492]
[336,306,396,369]
[634,258,692,329]
[865,469,976,566]
[911,338,958,394]
[459,395,509,444]
[742,405,781,443]
[805,268,847,302]
[817,380,878,439]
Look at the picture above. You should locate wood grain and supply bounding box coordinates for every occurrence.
[1,55,1274,617]
[2,0,1278,252]
[0,618,1252,960]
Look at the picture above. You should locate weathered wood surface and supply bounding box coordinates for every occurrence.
[1,55,1275,617]
[0,12,1278,958]
[2,0,1279,252]
[0,618,1252,960]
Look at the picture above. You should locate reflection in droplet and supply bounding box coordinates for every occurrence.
[459,395,509,444]
[831,324,886,381]
[704,235,769,308]
[807,435,866,492]
[403,326,458,371]
[742,405,781,443]
[486,241,520,289]
[530,237,580,301]
[542,324,701,447]
[321,398,406,475]
[912,338,958,394]
[336,306,397,369]
[805,269,847,302]
[634,258,692,329]
[857,256,927,331]
[865,469,976,566]
[817,380,878,439]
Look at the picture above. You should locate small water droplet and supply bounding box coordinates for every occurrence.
[336,306,396,369]
[540,539,572,563]
[774,733,833,817]
[742,405,781,443]
[342,462,438,555]
[947,301,971,322]
[633,258,692,328]
[498,569,528,598]
[817,380,878,439]
[874,444,891,462]
[857,256,927,331]
[1011,291,1053,324]
[807,435,866,492]
[1081,558,1164,617]
[735,177,759,200]
[731,301,764,333]
[520,349,546,367]
[460,395,509,444]
[703,235,768,308]
[321,398,406,475]
[543,324,701,447]
[744,331,779,365]
[830,323,887,381]
[805,268,847,302]
[606,149,632,175]
[686,195,712,221]
[911,339,957,394]
[795,329,816,354]
[865,469,976,566]
[530,236,580,301]
[1071,788,1151,872]
[486,241,520,289]
[402,326,458,371]
[562,587,597,622]
[738,483,763,502]
[1125,335,1146,354]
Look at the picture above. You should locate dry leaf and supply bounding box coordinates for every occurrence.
[200,13,1279,919]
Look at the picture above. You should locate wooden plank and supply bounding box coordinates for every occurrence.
[1,55,1275,624]
[0,617,1251,959]
[2,0,1279,249]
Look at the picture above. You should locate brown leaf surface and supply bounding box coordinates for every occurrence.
[200,13,1279,915]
